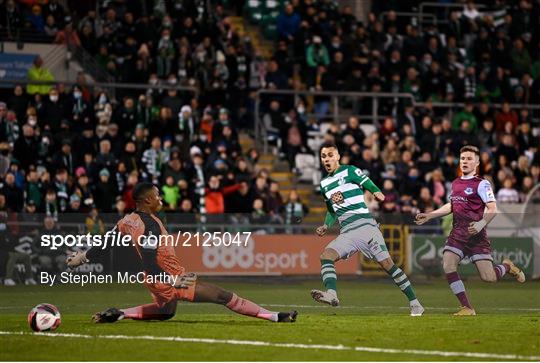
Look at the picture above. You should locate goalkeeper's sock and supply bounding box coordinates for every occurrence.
[387,265,417,301]
[226,293,278,322]
[122,302,176,320]
[446,271,473,308]
[321,259,337,294]
[494,263,510,281]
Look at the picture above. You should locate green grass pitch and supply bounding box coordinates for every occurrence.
[1,279,539,361]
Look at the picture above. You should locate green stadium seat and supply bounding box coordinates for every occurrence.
[246,0,263,24]
[260,14,278,40]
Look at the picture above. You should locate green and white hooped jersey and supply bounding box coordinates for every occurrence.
[320,165,378,230]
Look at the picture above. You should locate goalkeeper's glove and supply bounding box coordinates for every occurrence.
[66,251,89,269]
[174,272,197,289]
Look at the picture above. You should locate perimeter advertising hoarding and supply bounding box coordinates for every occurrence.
[0,53,37,86]
[410,235,534,277]
[176,234,359,275]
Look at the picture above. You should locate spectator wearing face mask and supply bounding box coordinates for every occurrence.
[38,88,65,132]
[67,85,90,123]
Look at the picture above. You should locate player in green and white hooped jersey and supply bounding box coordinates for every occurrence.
[312,142,424,316]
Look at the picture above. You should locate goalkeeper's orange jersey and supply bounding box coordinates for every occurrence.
[116,211,195,305]
[117,211,184,276]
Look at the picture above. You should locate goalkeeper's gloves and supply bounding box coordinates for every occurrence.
[66,251,89,269]
[173,272,197,289]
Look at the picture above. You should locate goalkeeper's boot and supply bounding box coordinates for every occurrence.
[410,301,425,316]
[277,310,298,323]
[453,306,476,316]
[92,307,125,323]
[311,289,339,307]
[503,258,526,283]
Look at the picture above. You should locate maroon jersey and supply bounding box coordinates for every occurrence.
[448,176,496,245]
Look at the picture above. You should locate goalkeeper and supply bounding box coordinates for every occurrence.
[67,182,297,323]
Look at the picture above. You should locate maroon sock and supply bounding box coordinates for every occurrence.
[494,263,510,281]
[446,271,472,309]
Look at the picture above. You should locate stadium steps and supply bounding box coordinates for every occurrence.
[239,132,255,153]
[229,16,273,58]
[228,16,246,38]
[237,132,325,223]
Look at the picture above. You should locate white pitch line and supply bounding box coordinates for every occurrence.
[1,304,539,312]
[262,304,540,312]
[0,331,539,361]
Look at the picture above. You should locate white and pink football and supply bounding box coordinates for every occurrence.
[28,303,61,332]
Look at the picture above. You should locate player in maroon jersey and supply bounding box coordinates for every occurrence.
[415,145,525,316]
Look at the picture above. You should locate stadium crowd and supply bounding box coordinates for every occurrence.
[0,0,539,284]
[270,0,539,208]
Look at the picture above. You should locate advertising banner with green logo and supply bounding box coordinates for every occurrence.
[411,235,534,277]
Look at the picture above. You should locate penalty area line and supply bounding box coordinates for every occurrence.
[0,331,539,361]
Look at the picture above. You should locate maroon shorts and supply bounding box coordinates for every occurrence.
[444,236,493,262]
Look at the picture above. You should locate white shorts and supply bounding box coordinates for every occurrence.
[326,222,390,262]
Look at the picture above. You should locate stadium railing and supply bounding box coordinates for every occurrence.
[69,45,115,84]
[0,79,199,99]
[254,89,540,154]
[254,89,416,154]
[378,11,438,29]
[417,2,487,32]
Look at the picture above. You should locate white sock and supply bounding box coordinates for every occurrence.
[410,298,420,306]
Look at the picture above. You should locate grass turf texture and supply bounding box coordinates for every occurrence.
[0,279,539,361]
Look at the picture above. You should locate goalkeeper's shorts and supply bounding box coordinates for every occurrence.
[146,272,197,307]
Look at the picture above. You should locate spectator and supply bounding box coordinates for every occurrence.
[417,187,436,212]
[26,56,54,96]
[306,36,330,71]
[283,190,309,233]
[205,175,242,216]
[86,207,105,235]
[511,38,531,76]
[452,101,477,131]
[381,179,400,213]
[497,178,520,203]
[277,4,301,42]
[3,226,36,286]
[141,137,169,184]
[27,5,45,33]
[53,168,69,212]
[1,173,23,212]
[250,198,269,225]
[67,194,82,213]
[93,169,117,213]
[36,216,65,274]
[96,139,118,176]
[495,102,518,132]
[54,19,81,47]
[162,176,180,211]
[226,180,252,214]
[0,0,23,35]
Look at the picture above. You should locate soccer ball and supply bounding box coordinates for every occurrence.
[28,303,61,332]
